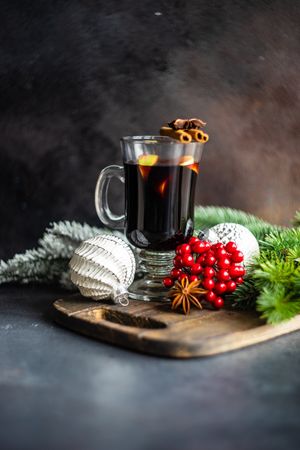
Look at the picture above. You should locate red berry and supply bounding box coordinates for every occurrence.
[181,243,192,254]
[215,248,228,259]
[229,264,245,278]
[231,250,244,263]
[212,242,224,250]
[182,254,194,267]
[192,241,207,254]
[213,297,224,309]
[217,269,230,281]
[176,243,191,255]
[217,257,231,269]
[203,267,215,278]
[204,241,212,251]
[238,267,246,277]
[191,263,203,275]
[204,254,217,266]
[205,291,217,303]
[175,246,182,255]
[178,273,188,282]
[163,277,174,288]
[202,278,215,290]
[225,241,238,254]
[214,281,227,294]
[170,268,182,279]
[238,265,246,275]
[226,280,237,292]
[235,276,244,285]
[189,275,199,282]
[188,236,200,245]
[196,254,206,265]
[173,256,183,268]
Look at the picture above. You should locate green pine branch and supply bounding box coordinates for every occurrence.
[257,285,300,324]
[293,210,300,227]
[194,205,283,240]
[260,228,300,255]
[230,277,259,310]
[232,227,300,323]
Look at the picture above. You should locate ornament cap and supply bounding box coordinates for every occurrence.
[112,284,130,306]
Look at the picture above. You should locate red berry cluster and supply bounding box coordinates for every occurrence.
[163,237,245,310]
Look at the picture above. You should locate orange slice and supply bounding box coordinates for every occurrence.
[179,155,194,166]
[138,154,159,166]
[179,155,199,174]
[138,154,158,180]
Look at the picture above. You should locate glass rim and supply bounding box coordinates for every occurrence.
[121,135,202,146]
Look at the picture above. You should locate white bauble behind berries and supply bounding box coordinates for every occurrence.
[200,223,259,265]
[69,234,136,306]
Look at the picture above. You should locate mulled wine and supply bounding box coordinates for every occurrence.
[124,157,199,250]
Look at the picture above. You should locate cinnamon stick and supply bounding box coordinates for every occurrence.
[160,127,192,143]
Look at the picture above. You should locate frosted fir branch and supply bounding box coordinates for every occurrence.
[0,252,68,285]
[37,221,103,258]
[0,221,123,288]
[45,221,102,242]
[40,221,124,254]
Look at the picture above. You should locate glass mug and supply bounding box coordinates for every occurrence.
[95,136,204,301]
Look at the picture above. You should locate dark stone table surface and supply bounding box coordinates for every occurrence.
[1,285,300,450]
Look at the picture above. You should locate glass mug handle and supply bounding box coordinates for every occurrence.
[94,165,125,229]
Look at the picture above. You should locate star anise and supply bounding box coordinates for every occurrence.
[188,118,207,129]
[168,118,207,130]
[168,118,190,130]
[168,277,207,314]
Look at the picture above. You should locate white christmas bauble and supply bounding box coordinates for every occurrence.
[201,223,259,265]
[69,234,136,305]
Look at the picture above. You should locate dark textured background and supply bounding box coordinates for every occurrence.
[0,0,299,259]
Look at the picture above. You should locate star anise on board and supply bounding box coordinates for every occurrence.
[168,277,207,314]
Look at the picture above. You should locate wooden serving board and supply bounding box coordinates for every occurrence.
[53,295,300,358]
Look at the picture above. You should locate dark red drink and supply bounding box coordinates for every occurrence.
[124,158,199,250]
